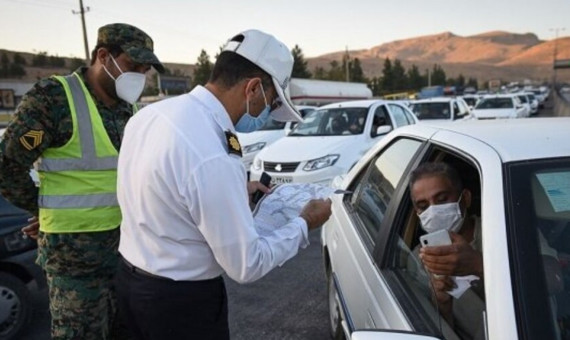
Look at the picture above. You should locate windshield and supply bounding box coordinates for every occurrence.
[463,97,478,107]
[289,107,368,136]
[410,102,451,120]
[506,157,570,338]
[474,98,514,109]
[258,118,286,131]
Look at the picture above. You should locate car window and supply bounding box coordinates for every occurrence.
[382,154,486,340]
[389,104,413,126]
[410,102,451,120]
[475,98,514,109]
[370,105,392,138]
[506,159,570,339]
[347,138,422,251]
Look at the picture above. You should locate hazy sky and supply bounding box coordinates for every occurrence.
[2,0,569,64]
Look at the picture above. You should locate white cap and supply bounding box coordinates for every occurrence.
[222,29,302,122]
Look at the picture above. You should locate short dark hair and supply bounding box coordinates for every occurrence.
[90,44,124,65]
[209,51,273,90]
[409,162,463,194]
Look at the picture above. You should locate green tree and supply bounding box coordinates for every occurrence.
[13,53,26,65]
[392,59,407,91]
[367,76,382,96]
[431,64,446,86]
[0,52,9,78]
[456,74,466,87]
[407,64,423,91]
[327,60,345,81]
[349,58,366,83]
[191,49,213,88]
[467,77,478,89]
[9,63,26,78]
[291,45,311,78]
[381,58,394,94]
[32,51,48,66]
[68,57,85,71]
[312,66,326,80]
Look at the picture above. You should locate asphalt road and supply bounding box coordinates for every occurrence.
[23,229,331,340]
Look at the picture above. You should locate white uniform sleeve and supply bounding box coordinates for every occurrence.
[185,155,309,284]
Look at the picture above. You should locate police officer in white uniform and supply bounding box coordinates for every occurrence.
[115,29,332,339]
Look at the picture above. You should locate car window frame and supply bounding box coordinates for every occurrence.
[373,142,487,339]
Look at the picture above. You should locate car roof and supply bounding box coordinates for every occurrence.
[318,99,388,109]
[412,97,454,103]
[396,118,570,162]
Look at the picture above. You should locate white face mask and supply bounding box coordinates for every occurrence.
[103,55,146,104]
[418,194,464,234]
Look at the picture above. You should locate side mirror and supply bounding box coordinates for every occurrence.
[374,125,392,137]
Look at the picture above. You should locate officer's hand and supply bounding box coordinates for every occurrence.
[300,199,332,230]
[22,216,39,240]
[420,232,483,277]
[247,181,271,196]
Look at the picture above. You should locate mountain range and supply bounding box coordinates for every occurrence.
[306,31,570,82]
[2,30,570,84]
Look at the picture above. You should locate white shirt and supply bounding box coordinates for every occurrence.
[117,86,309,283]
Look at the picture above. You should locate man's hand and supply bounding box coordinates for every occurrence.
[300,199,332,230]
[22,216,39,240]
[247,181,271,209]
[420,232,483,278]
[429,274,454,326]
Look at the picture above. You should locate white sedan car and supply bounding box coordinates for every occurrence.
[238,105,316,174]
[471,94,526,119]
[322,118,570,340]
[409,97,471,122]
[249,100,418,186]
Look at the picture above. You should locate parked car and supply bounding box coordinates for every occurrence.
[471,94,526,119]
[523,92,540,115]
[409,97,471,122]
[249,100,418,186]
[513,93,532,117]
[238,105,316,174]
[0,195,46,340]
[321,118,570,340]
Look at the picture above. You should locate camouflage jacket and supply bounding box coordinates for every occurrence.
[0,67,133,215]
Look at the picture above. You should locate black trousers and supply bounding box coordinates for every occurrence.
[116,258,229,340]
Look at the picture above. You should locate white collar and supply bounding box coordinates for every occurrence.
[188,85,235,133]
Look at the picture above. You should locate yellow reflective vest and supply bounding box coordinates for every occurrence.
[38,73,121,233]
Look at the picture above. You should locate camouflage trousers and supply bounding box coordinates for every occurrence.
[37,228,126,340]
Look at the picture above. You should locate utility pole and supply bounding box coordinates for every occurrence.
[72,0,91,65]
[549,27,566,87]
[344,46,350,82]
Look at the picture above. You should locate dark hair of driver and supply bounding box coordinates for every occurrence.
[409,162,463,194]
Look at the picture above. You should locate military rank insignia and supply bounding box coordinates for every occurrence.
[225,130,242,157]
[19,130,44,151]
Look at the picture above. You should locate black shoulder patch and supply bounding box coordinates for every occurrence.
[225,130,242,157]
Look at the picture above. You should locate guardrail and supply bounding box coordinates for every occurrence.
[553,85,570,117]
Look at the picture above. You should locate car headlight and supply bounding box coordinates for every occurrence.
[253,157,263,171]
[2,229,36,253]
[242,142,266,154]
[303,154,339,171]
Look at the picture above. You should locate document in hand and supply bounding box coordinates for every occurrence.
[252,183,335,235]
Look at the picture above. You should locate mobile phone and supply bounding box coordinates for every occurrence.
[419,229,452,247]
[252,172,272,204]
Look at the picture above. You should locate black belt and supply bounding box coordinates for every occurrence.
[121,257,172,281]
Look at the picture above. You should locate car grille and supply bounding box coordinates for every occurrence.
[263,162,300,173]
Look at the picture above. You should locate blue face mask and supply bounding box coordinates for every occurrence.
[235,83,272,133]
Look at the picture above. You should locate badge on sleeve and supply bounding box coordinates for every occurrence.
[19,130,44,151]
[225,130,242,157]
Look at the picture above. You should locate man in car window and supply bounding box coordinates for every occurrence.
[409,162,484,338]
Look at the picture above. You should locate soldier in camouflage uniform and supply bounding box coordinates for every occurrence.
[0,23,163,339]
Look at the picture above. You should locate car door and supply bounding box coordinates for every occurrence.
[325,136,426,335]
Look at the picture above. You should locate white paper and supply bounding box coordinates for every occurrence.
[447,275,479,299]
[536,172,570,212]
[252,183,335,236]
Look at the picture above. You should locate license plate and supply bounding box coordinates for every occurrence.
[271,176,292,185]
